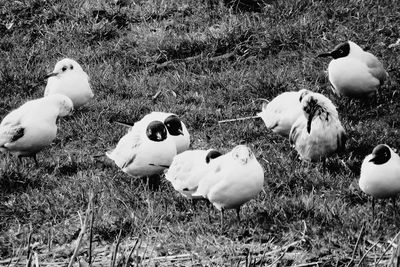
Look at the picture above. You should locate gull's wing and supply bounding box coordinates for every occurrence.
[106,129,142,169]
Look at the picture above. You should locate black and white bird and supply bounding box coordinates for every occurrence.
[359,144,400,216]
[106,117,177,183]
[45,58,94,108]
[0,94,74,165]
[318,41,388,98]
[193,145,264,228]
[165,149,222,200]
[258,89,309,137]
[138,112,190,154]
[289,91,346,162]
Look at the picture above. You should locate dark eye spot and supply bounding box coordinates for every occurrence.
[70,65,73,70]
[62,66,67,71]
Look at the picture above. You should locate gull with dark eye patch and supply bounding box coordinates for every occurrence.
[140,112,190,154]
[289,91,346,162]
[106,114,177,190]
[359,144,400,218]
[44,58,94,109]
[193,145,264,230]
[257,89,309,137]
[165,149,222,202]
[0,94,73,166]
[318,41,388,98]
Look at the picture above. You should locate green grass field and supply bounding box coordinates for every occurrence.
[1,0,400,265]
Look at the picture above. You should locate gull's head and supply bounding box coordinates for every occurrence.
[301,92,337,133]
[164,114,184,136]
[301,93,324,133]
[146,120,168,142]
[205,149,222,163]
[46,94,74,117]
[231,145,254,165]
[298,89,311,103]
[45,58,83,79]
[317,41,351,59]
[369,144,392,165]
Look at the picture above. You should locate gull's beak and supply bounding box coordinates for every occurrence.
[317,52,332,58]
[44,72,58,79]
[307,104,317,134]
[178,128,184,136]
[369,153,377,163]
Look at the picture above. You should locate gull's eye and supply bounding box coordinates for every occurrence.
[62,66,67,71]
[70,65,73,70]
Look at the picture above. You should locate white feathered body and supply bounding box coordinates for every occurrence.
[0,96,71,157]
[289,92,345,162]
[290,115,345,162]
[193,146,264,210]
[106,122,177,177]
[257,90,305,137]
[328,41,388,97]
[45,61,93,108]
[165,149,214,199]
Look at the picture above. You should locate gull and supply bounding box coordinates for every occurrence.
[257,89,309,137]
[193,145,264,228]
[318,41,388,98]
[289,91,346,162]
[359,144,400,217]
[165,149,222,200]
[44,58,94,108]
[119,112,190,154]
[106,118,177,189]
[0,94,73,165]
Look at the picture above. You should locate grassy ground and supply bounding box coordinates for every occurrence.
[1,0,400,265]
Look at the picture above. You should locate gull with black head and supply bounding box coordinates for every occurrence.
[106,116,177,190]
[138,112,190,154]
[318,41,388,98]
[359,144,400,218]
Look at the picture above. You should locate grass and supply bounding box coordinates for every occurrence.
[1,0,400,265]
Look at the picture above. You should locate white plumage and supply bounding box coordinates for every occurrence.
[318,41,388,98]
[140,112,190,154]
[258,89,309,137]
[44,58,94,108]
[193,145,264,222]
[359,144,400,199]
[0,94,73,163]
[106,118,177,177]
[289,91,346,162]
[165,149,222,199]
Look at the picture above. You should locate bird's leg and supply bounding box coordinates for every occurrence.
[322,158,327,172]
[18,155,23,165]
[207,200,212,223]
[236,207,241,223]
[32,155,39,167]
[220,208,225,233]
[148,174,161,191]
[191,199,198,212]
[17,155,24,172]
[372,197,375,221]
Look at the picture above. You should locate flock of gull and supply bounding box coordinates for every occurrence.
[0,40,399,225]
